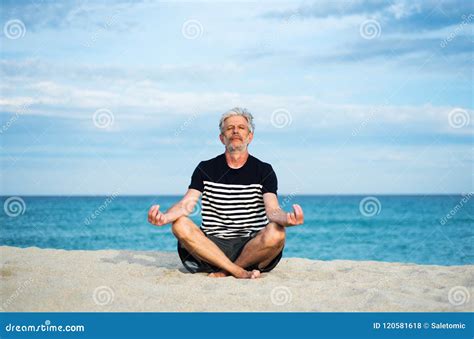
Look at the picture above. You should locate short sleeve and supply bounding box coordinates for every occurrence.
[188,162,205,192]
[261,165,278,195]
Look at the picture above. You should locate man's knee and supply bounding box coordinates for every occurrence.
[262,222,285,248]
[171,216,194,240]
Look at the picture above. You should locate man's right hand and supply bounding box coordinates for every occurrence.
[148,205,169,226]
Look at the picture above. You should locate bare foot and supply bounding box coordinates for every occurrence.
[233,269,261,279]
[208,271,229,278]
[249,270,261,279]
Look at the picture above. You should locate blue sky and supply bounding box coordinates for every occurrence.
[0,0,472,195]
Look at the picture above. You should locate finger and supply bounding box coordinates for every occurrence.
[292,204,301,222]
[288,212,296,225]
[148,205,160,222]
[158,213,165,226]
[153,209,162,225]
[292,204,300,215]
[288,213,295,225]
[148,205,158,222]
[147,206,154,222]
[293,204,304,223]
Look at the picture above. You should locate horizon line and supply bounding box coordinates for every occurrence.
[0,193,470,197]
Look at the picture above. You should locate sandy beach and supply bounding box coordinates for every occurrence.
[0,246,472,312]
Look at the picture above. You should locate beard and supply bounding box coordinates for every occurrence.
[225,136,249,152]
[227,143,248,152]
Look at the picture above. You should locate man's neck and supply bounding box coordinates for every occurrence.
[225,150,249,169]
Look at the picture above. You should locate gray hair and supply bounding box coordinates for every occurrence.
[219,107,255,134]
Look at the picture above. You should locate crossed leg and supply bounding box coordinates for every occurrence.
[208,222,285,277]
[172,217,285,279]
[172,216,261,279]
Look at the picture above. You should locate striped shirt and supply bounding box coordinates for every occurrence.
[189,153,278,239]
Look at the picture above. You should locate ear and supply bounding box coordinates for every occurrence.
[248,132,254,144]
[219,133,225,145]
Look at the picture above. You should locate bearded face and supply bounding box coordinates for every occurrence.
[219,116,253,152]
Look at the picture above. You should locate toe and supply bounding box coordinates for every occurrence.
[251,270,261,279]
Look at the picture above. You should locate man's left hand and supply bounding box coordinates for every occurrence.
[286,204,304,226]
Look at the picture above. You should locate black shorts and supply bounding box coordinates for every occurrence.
[177,231,283,274]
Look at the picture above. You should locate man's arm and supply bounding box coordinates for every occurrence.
[263,192,304,227]
[148,188,202,226]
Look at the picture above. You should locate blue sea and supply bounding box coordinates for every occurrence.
[1,195,472,266]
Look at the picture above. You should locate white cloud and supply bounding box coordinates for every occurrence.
[1,74,472,141]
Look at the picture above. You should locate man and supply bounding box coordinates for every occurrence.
[147,107,304,279]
